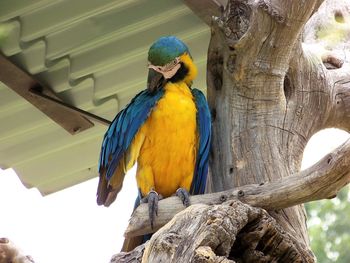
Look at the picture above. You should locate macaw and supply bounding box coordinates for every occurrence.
[96,36,211,248]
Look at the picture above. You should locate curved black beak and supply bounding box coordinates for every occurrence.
[147,68,164,93]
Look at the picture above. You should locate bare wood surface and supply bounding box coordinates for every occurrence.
[205,0,350,246]
[0,237,35,263]
[110,243,145,263]
[329,65,350,131]
[206,0,324,245]
[117,201,315,263]
[125,138,350,238]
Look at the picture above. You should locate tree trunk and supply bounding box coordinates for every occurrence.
[207,0,318,246]
[112,0,350,261]
[207,0,350,249]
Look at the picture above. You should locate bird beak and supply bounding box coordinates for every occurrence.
[147,68,164,93]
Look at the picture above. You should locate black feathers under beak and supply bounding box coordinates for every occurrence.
[147,68,164,93]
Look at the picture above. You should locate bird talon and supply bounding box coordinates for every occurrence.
[143,190,160,229]
[176,188,191,207]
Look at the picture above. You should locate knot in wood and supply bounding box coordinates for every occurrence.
[223,0,251,41]
[275,14,285,23]
[220,195,228,202]
[295,105,303,117]
[258,0,269,11]
[227,54,237,73]
[335,94,344,106]
[208,49,223,91]
[257,0,285,24]
[327,155,333,164]
[211,109,217,122]
[0,237,9,244]
[224,27,232,37]
[157,232,182,252]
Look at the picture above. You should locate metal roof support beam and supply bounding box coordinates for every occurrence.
[183,0,225,26]
[0,53,97,135]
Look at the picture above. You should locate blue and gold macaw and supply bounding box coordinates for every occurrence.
[96,36,211,248]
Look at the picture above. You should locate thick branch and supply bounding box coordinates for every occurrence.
[110,243,145,263]
[274,0,350,170]
[218,0,324,76]
[125,139,350,238]
[328,64,350,131]
[118,201,314,263]
[301,0,350,132]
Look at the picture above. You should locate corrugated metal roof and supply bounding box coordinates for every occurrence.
[0,0,210,195]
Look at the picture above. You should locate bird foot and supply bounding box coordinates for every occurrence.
[141,190,162,229]
[176,188,191,207]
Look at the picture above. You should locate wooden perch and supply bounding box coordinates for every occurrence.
[116,200,315,262]
[125,138,350,238]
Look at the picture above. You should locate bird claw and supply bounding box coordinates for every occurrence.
[141,190,162,229]
[176,188,191,207]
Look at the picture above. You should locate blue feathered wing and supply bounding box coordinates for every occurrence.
[190,88,211,195]
[97,89,164,205]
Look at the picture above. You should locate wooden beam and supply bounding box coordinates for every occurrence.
[29,88,111,126]
[183,0,224,26]
[0,53,94,135]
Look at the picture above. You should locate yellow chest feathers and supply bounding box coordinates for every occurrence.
[136,82,198,197]
[151,82,197,129]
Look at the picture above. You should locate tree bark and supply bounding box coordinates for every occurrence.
[207,0,349,248]
[125,138,350,238]
[115,201,315,262]
[0,238,35,263]
[112,0,350,261]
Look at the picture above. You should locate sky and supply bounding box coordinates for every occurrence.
[0,167,137,263]
[0,128,349,262]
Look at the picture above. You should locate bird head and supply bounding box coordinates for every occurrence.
[147,36,197,92]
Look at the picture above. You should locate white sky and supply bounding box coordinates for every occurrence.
[0,128,349,262]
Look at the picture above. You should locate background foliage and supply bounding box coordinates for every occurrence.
[306,186,350,263]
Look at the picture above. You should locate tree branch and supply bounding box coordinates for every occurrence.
[0,238,35,263]
[125,138,350,238]
[299,0,350,133]
[276,0,350,156]
[118,201,314,262]
[110,243,145,263]
[217,0,324,76]
[328,64,350,131]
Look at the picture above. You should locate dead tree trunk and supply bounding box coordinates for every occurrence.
[112,0,350,262]
[114,201,314,262]
[207,0,323,247]
[207,0,350,251]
